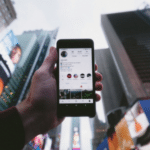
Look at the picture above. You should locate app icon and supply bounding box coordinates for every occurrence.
[67,74,72,78]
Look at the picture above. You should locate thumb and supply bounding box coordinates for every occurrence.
[42,47,58,73]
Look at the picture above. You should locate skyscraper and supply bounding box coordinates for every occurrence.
[100,8,150,127]
[101,8,150,104]
[0,0,16,32]
[0,28,58,111]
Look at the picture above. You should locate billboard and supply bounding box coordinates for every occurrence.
[125,100,150,149]
[97,100,150,149]
[72,127,80,150]
[29,134,48,150]
[97,137,109,150]
[0,30,22,95]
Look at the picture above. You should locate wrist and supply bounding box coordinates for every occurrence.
[16,98,43,144]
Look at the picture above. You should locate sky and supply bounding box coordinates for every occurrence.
[1,0,150,123]
[2,0,149,49]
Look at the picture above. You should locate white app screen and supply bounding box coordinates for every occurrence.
[59,48,93,104]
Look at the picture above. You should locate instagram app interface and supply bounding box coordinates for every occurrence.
[59,48,93,104]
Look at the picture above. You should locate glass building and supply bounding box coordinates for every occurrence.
[94,8,150,150]
[101,8,150,117]
[0,28,58,111]
[96,5,150,145]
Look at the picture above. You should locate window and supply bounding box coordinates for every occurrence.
[3,7,8,13]
[2,18,6,24]
[5,14,10,21]
[2,0,6,4]
[0,22,3,27]
[2,8,5,13]
[8,13,11,18]
[6,6,9,11]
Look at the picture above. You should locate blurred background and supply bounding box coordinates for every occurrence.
[0,0,150,149]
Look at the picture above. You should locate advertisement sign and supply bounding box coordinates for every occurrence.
[115,117,135,149]
[97,100,150,150]
[72,127,80,150]
[107,129,121,150]
[29,134,48,150]
[0,30,22,95]
[97,137,109,150]
[139,99,150,123]
[124,100,150,149]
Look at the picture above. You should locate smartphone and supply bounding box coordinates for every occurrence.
[57,39,95,117]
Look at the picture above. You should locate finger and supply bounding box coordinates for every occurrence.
[54,66,57,72]
[95,93,101,101]
[95,72,103,81]
[57,117,65,124]
[95,82,103,91]
[95,64,98,71]
[42,47,58,73]
[54,66,57,78]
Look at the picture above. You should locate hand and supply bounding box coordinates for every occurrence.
[95,64,103,101]
[16,47,103,144]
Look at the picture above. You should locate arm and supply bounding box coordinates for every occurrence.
[0,106,25,150]
[16,47,64,144]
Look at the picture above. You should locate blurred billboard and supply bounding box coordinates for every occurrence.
[0,30,22,95]
[97,99,150,149]
[29,134,48,150]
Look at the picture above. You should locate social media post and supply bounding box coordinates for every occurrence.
[59,48,93,104]
[59,48,93,89]
[59,89,93,104]
[59,48,92,73]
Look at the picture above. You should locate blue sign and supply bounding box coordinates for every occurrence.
[139,99,150,123]
[0,30,18,55]
[96,137,109,150]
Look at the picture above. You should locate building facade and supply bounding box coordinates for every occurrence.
[0,28,58,111]
[95,49,127,127]
[101,8,150,127]
[0,0,16,32]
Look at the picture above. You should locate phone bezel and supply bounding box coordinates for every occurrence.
[57,39,96,117]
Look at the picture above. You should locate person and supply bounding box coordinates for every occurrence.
[0,47,103,150]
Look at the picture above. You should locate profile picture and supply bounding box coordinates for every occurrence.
[61,51,68,57]
[74,74,78,78]
[80,73,85,78]
[67,74,72,78]
[87,73,91,78]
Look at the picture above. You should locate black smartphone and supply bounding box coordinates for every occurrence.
[57,39,96,117]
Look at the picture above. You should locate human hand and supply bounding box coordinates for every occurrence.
[29,47,103,129]
[95,64,103,101]
[16,47,103,144]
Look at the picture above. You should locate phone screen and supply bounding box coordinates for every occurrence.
[59,48,93,104]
